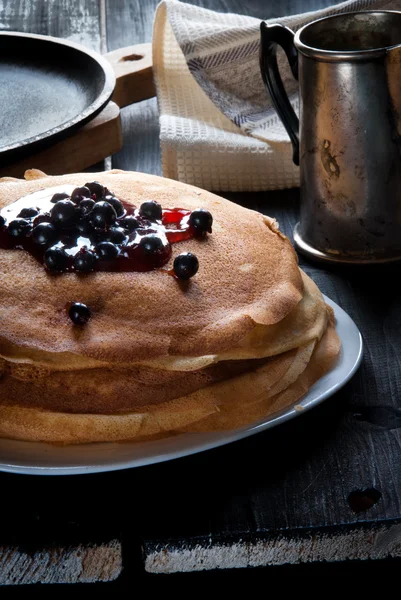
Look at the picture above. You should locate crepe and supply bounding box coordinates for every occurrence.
[0,169,303,362]
[0,320,339,444]
[0,170,340,444]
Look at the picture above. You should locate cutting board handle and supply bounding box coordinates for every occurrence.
[105,43,156,108]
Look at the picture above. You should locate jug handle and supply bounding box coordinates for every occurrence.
[259,22,299,166]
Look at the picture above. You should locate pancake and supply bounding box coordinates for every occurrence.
[0,271,328,373]
[0,321,339,444]
[177,318,340,433]
[0,170,303,363]
[135,270,329,371]
[0,350,299,414]
[0,169,340,444]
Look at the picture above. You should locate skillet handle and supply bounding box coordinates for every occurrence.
[105,43,155,108]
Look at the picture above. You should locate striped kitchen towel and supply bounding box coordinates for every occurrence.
[152,0,396,191]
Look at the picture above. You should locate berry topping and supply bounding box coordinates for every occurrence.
[140,234,165,255]
[105,227,127,244]
[120,215,139,231]
[105,195,124,217]
[96,241,119,260]
[68,302,91,325]
[85,181,105,199]
[90,201,117,230]
[51,199,77,228]
[79,198,95,216]
[74,250,97,273]
[18,207,39,219]
[8,218,32,237]
[173,252,199,280]
[189,209,213,235]
[51,192,69,203]
[71,186,91,203]
[44,247,69,272]
[139,201,162,221]
[0,186,212,275]
[32,223,58,246]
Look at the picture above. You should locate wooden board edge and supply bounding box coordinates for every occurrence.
[0,103,122,179]
[143,520,401,573]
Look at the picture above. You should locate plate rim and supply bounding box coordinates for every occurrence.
[0,295,363,475]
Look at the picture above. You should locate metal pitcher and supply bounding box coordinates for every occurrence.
[260,11,401,264]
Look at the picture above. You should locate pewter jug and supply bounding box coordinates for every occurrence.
[260,11,401,264]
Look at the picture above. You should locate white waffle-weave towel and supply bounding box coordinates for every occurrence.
[152,0,396,191]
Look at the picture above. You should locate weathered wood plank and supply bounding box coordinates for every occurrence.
[0,467,127,586]
[0,540,122,585]
[106,0,160,175]
[105,14,161,171]
[0,0,102,51]
[144,522,401,574]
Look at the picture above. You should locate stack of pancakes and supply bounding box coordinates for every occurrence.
[0,170,340,444]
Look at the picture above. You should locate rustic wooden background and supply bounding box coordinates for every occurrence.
[1,0,401,588]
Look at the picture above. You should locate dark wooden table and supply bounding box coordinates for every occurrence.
[1,0,401,587]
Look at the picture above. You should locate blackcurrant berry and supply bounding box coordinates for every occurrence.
[68,302,91,325]
[90,201,117,230]
[32,223,58,246]
[85,181,105,199]
[44,247,69,272]
[139,234,165,254]
[51,192,69,203]
[105,196,124,217]
[95,241,119,260]
[79,199,95,217]
[18,207,38,219]
[189,209,213,235]
[71,186,91,203]
[74,250,97,273]
[8,218,32,237]
[120,216,140,232]
[105,227,127,244]
[51,200,77,228]
[139,201,162,221]
[173,252,199,280]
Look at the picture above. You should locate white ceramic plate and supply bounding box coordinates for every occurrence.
[0,296,362,475]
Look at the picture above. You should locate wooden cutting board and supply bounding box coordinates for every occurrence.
[0,43,155,179]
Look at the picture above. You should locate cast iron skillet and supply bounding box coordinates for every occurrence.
[0,31,116,163]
